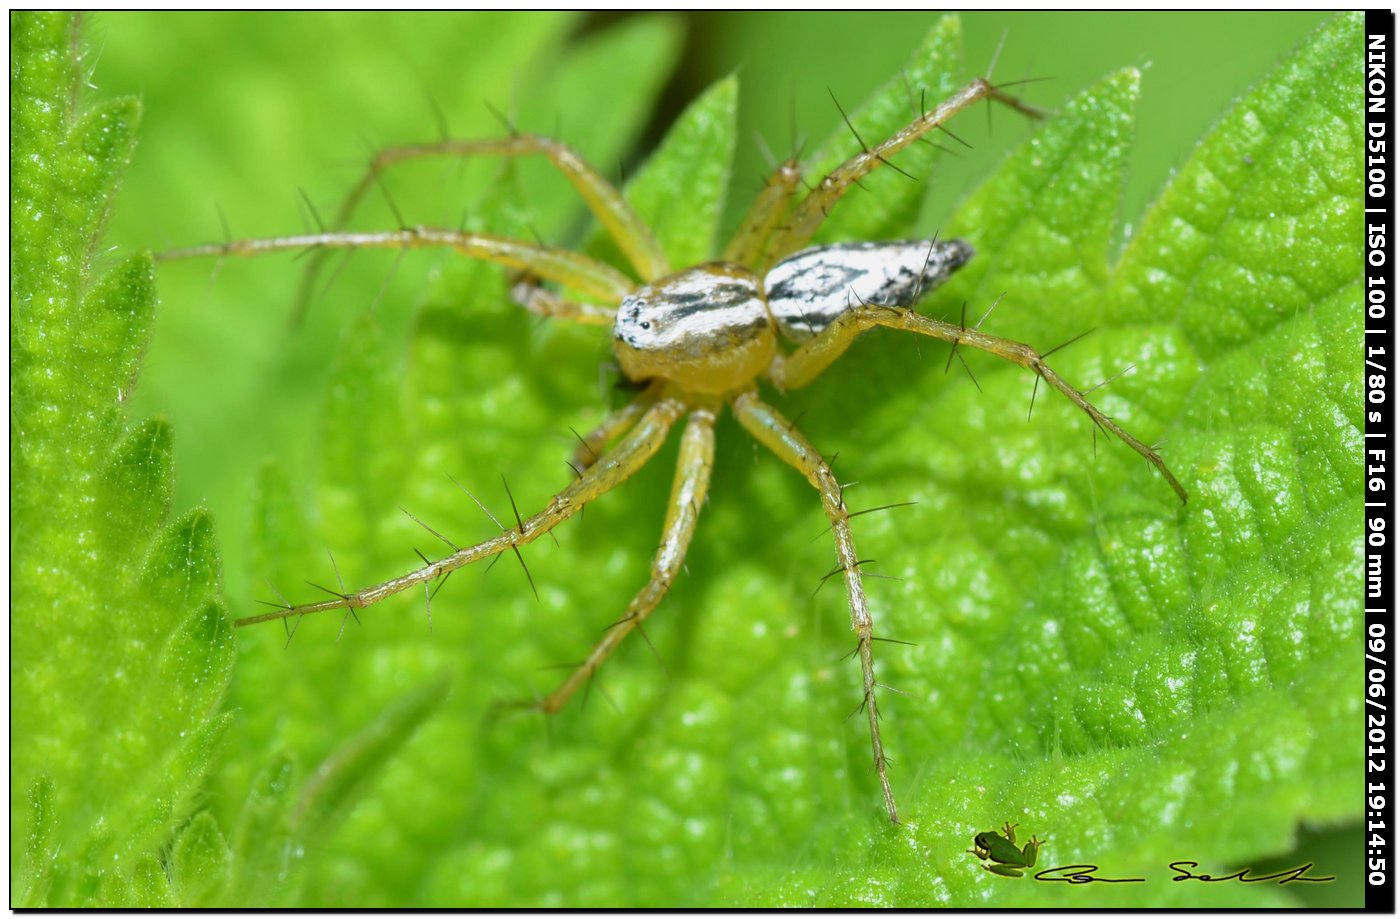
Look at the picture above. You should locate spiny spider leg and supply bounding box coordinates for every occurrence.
[509,278,616,325]
[520,407,715,715]
[721,158,803,268]
[301,134,670,293]
[158,227,635,305]
[570,380,664,473]
[768,78,1046,261]
[731,391,899,824]
[769,304,1188,503]
[234,398,687,628]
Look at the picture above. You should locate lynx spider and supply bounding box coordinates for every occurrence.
[161,76,1187,824]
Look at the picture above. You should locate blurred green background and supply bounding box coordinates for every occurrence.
[83,12,1354,906]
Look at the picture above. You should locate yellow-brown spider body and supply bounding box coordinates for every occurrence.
[613,263,774,395]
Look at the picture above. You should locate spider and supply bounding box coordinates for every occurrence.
[159,76,1186,824]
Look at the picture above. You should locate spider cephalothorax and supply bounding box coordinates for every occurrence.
[613,263,774,393]
[161,77,1185,824]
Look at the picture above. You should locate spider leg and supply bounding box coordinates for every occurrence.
[768,78,1044,261]
[305,134,670,286]
[770,304,1188,503]
[509,278,616,326]
[570,380,664,473]
[721,158,803,270]
[158,226,634,306]
[525,407,715,714]
[731,390,900,824]
[235,397,687,628]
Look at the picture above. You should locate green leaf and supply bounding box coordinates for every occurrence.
[100,418,175,548]
[222,755,299,906]
[20,777,57,906]
[10,11,238,906]
[105,11,1357,908]
[580,72,737,278]
[132,853,173,908]
[611,75,739,270]
[810,15,964,244]
[168,813,231,906]
[320,311,413,549]
[290,675,453,840]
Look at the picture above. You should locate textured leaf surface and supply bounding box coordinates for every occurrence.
[10,12,233,906]
[756,15,1361,905]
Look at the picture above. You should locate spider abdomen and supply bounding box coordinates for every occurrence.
[764,239,974,341]
[613,262,776,394]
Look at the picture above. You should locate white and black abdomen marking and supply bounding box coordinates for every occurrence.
[613,263,777,394]
[764,239,973,341]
